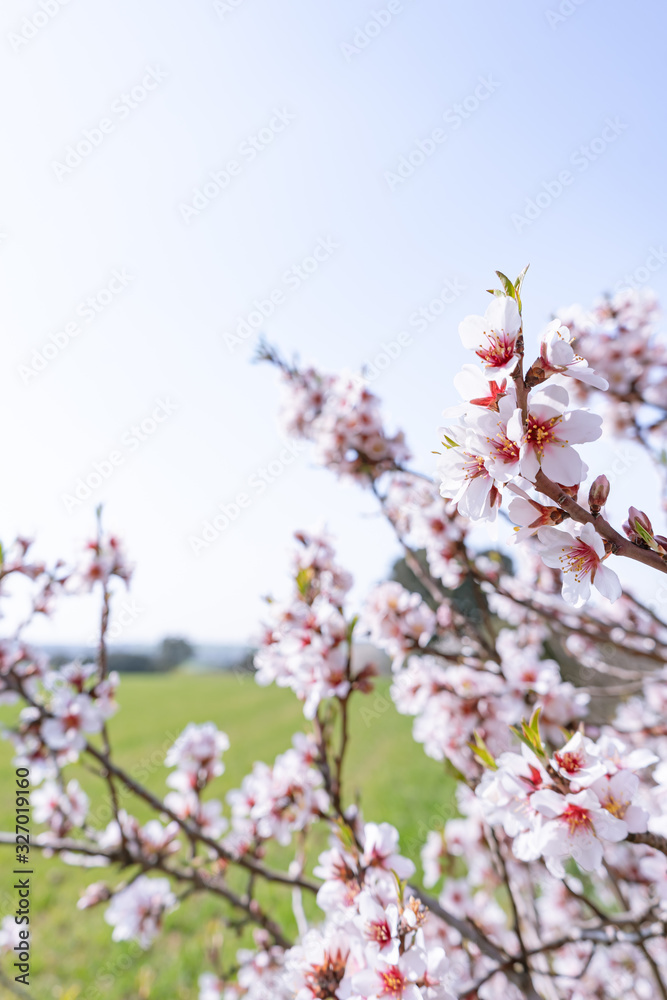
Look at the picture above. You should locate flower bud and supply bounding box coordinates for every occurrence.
[629,506,653,534]
[623,507,654,544]
[588,475,610,515]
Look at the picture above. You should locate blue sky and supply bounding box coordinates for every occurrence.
[2,0,666,644]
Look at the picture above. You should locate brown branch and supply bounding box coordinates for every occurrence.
[412,886,544,1000]
[627,830,667,856]
[152,857,292,949]
[83,742,318,892]
[535,469,667,575]
[0,832,292,948]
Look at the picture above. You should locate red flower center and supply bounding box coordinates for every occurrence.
[379,966,406,998]
[553,749,585,774]
[368,919,391,944]
[525,413,561,458]
[561,803,593,835]
[476,332,516,370]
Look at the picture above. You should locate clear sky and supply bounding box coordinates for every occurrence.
[2,0,666,646]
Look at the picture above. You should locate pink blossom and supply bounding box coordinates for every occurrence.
[437,437,502,522]
[361,822,415,880]
[351,948,425,1000]
[531,788,627,875]
[362,582,435,663]
[537,319,609,389]
[33,778,89,836]
[458,295,522,379]
[506,384,602,485]
[538,522,621,607]
[104,875,176,948]
[165,722,230,786]
[41,690,103,752]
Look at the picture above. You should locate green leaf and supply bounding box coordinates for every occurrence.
[495,271,517,298]
[295,567,313,596]
[634,519,656,548]
[510,725,535,752]
[468,731,497,770]
[513,263,530,312]
[510,713,546,758]
[441,434,459,450]
[528,705,542,738]
[514,263,530,295]
[391,870,408,898]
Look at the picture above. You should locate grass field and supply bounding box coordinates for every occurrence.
[0,673,454,999]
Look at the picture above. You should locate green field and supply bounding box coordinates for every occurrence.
[0,673,454,999]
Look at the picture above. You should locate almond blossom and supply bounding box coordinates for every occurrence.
[361,582,435,664]
[361,822,416,880]
[165,722,230,786]
[506,383,602,485]
[41,690,104,752]
[351,949,426,1000]
[436,436,502,522]
[530,788,628,876]
[467,391,521,483]
[538,522,622,607]
[535,319,609,389]
[285,928,351,1000]
[354,891,400,963]
[104,876,176,948]
[32,778,89,837]
[590,771,650,834]
[458,294,522,379]
[452,364,508,411]
[550,731,607,788]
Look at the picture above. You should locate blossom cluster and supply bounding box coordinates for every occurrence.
[7,657,119,781]
[477,730,658,876]
[201,821,456,1000]
[277,361,410,482]
[3,273,667,998]
[254,529,373,718]
[361,580,436,665]
[560,287,666,420]
[225,733,327,851]
[382,476,468,591]
[436,275,641,608]
[390,622,588,778]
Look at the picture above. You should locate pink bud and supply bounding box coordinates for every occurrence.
[588,475,610,513]
[623,507,654,544]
